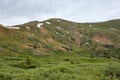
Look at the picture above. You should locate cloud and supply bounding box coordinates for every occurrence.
[0,0,120,25]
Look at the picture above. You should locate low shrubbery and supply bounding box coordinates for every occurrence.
[104,65,120,79]
[0,53,119,80]
[63,58,74,64]
[0,73,12,80]
[11,56,37,69]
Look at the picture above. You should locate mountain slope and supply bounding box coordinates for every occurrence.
[0,18,120,58]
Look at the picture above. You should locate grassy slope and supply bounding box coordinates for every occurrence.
[0,18,120,56]
[0,53,120,80]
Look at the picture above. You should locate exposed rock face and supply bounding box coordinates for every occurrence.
[92,34,112,45]
[70,27,81,45]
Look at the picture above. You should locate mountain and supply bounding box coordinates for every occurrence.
[0,18,120,58]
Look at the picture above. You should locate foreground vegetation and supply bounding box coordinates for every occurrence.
[0,52,120,80]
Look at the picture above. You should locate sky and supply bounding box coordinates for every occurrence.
[0,0,120,26]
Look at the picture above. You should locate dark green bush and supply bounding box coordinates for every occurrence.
[12,56,37,69]
[70,61,74,64]
[63,58,70,62]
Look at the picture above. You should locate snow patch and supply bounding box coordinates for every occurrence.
[80,35,83,37]
[66,31,69,34]
[8,27,20,29]
[37,23,43,28]
[45,21,51,24]
[89,25,92,27]
[110,28,118,31]
[57,26,61,29]
[85,43,89,45]
[55,31,59,34]
[57,19,60,22]
[26,26,29,29]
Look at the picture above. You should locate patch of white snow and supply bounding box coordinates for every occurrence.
[85,43,89,45]
[37,23,43,28]
[66,31,69,34]
[45,22,51,24]
[80,35,83,37]
[57,19,60,22]
[89,25,92,27]
[57,26,60,29]
[110,28,118,31]
[26,26,29,29]
[55,31,59,34]
[8,27,20,29]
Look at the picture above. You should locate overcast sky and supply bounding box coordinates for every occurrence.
[0,0,120,26]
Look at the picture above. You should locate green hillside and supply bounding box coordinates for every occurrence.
[0,18,120,80]
[0,18,120,58]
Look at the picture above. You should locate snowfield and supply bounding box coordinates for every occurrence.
[26,26,29,29]
[57,26,60,29]
[37,23,44,28]
[45,22,51,24]
[7,27,20,29]
[57,19,60,22]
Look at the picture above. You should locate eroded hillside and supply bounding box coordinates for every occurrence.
[0,18,120,58]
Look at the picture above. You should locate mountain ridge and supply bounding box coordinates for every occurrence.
[1,18,120,27]
[0,18,120,58]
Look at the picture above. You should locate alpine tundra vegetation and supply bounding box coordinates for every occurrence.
[0,18,120,80]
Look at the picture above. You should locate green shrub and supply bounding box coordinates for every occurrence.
[0,73,12,80]
[12,56,37,69]
[104,65,120,79]
[70,61,74,64]
[63,58,70,62]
